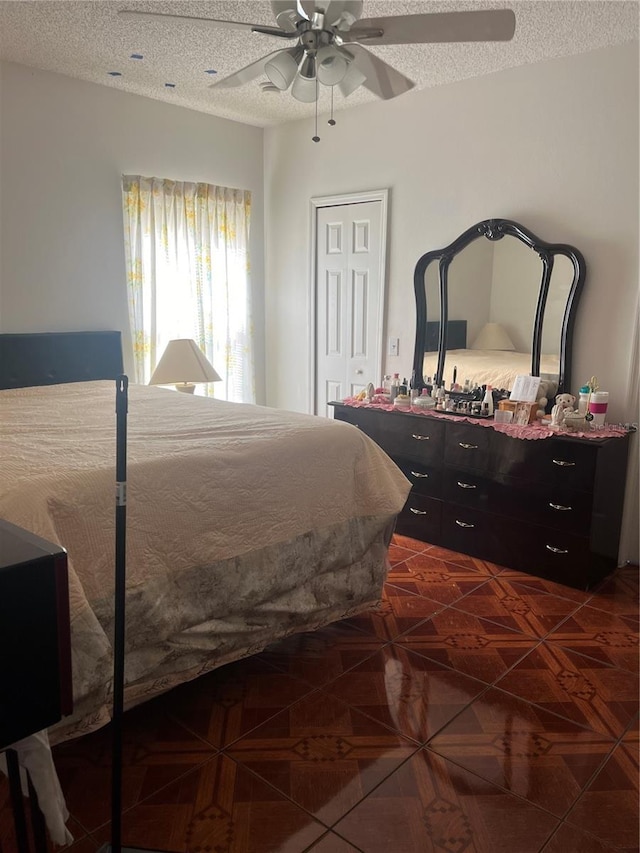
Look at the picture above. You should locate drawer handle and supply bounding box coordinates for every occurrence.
[412,433,430,441]
[411,471,429,478]
[455,520,475,528]
[409,508,427,515]
[552,459,576,467]
[545,544,569,554]
[549,502,572,511]
[457,481,477,490]
[459,442,478,450]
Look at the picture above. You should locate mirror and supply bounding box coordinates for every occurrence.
[412,219,586,399]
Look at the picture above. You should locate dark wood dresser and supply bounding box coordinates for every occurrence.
[331,403,631,590]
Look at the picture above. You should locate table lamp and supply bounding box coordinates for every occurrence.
[149,339,220,393]
[471,322,516,350]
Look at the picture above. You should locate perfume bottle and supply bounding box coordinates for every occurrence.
[482,384,494,416]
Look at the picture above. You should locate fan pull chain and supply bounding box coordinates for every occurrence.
[312,78,320,143]
[328,86,336,126]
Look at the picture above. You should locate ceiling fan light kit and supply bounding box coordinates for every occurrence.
[264,47,302,89]
[119,2,516,141]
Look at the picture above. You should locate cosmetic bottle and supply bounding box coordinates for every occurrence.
[390,373,401,400]
[482,384,494,416]
[578,385,590,416]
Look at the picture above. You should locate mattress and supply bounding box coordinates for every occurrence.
[423,348,560,392]
[0,381,410,743]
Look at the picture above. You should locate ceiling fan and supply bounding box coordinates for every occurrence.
[119,2,515,138]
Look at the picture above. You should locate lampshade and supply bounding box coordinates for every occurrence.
[291,73,318,103]
[291,54,317,103]
[316,46,349,86]
[471,323,516,351]
[337,61,366,97]
[265,48,302,91]
[149,339,221,393]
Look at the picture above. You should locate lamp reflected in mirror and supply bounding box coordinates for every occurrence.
[149,339,221,393]
[472,322,516,351]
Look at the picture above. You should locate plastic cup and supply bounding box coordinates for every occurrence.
[589,391,609,426]
[494,410,513,424]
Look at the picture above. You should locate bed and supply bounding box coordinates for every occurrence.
[422,348,561,392]
[420,320,559,392]
[0,332,410,744]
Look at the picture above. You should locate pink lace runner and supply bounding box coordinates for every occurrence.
[338,398,629,441]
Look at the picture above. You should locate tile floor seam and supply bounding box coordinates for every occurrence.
[317,671,493,749]
[445,599,578,643]
[302,828,366,852]
[211,685,327,751]
[486,679,632,741]
[538,819,624,853]
[543,635,640,676]
[434,679,625,830]
[421,744,567,823]
[219,746,421,835]
[312,746,426,833]
[81,748,223,838]
[419,743,574,826]
[536,821,572,853]
[537,636,640,673]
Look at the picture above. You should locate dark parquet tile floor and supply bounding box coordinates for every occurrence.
[1,536,638,852]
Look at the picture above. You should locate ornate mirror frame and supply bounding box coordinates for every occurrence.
[411,218,586,398]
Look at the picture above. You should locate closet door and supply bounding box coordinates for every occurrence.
[314,199,385,417]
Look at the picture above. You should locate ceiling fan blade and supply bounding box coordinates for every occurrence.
[344,44,414,100]
[118,9,293,39]
[209,49,289,89]
[324,1,364,28]
[270,2,302,33]
[297,1,316,19]
[342,9,516,45]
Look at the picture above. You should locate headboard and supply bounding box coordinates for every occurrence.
[0,331,124,390]
[425,320,467,353]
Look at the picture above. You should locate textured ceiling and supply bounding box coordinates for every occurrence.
[0,1,637,127]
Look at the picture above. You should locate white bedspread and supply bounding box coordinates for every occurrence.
[0,382,410,741]
[423,349,560,391]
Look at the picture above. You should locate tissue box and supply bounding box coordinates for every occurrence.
[497,400,539,424]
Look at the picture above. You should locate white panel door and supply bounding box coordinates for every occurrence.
[315,200,384,417]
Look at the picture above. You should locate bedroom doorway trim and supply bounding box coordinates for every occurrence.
[309,188,389,416]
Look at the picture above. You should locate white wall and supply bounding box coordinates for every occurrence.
[265,42,638,561]
[0,61,266,400]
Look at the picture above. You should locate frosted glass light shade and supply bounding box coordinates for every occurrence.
[316,46,348,86]
[471,323,516,351]
[149,339,221,390]
[337,62,366,97]
[265,50,299,90]
[291,74,317,102]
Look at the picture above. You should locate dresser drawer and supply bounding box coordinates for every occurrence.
[396,494,442,544]
[493,432,598,490]
[491,477,593,535]
[502,520,594,588]
[444,422,491,473]
[378,414,445,464]
[332,405,383,443]
[443,468,491,511]
[441,504,507,567]
[395,458,442,498]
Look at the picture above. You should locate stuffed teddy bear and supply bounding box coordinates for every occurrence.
[535,377,559,419]
[550,393,576,427]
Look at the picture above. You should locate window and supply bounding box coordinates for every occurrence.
[122,175,254,402]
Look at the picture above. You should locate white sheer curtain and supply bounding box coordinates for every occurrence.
[121,175,254,402]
